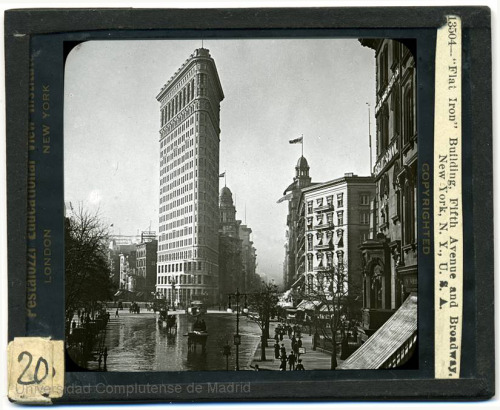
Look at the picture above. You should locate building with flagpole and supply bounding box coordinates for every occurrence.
[279,136,314,289]
[155,48,224,306]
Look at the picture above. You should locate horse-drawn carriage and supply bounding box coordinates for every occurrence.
[186,318,208,352]
[157,309,177,333]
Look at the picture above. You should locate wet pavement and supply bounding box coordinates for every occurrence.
[101,310,261,371]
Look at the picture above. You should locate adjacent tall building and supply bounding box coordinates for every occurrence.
[339,39,418,369]
[134,231,158,297]
[295,174,375,314]
[155,48,224,306]
[218,185,259,298]
[280,156,313,290]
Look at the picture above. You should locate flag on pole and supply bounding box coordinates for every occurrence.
[219,172,225,177]
[289,137,303,144]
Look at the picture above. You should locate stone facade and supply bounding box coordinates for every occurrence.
[295,174,375,315]
[358,39,418,341]
[156,48,224,306]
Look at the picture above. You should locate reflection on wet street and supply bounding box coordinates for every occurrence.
[103,311,261,371]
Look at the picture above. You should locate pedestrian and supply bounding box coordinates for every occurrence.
[115,309,119,317]
[71,320,76,331]
[280,344,286,359]
[274,342,280,359]
[103,347,108,369]
[295,359,305,371]
[274,332,279,343]
[279,357,287,371]
[288,326,292,339]
[279,331,283,341]
[340,335,349,360]
[313,331,319,350]
[287,351,296,371]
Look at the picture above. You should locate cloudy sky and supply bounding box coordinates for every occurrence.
[64,38,376,283]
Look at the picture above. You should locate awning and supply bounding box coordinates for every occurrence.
[296,300,322,311]
[338,293,417,370]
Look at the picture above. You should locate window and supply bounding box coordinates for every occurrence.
[326,212,334,225]
[404,179,416,244]
[379,104,389,152]
[336,229,344,248]
[327,195,334,208]
[379,45,389,91]
[326,230,333,245]
[360,212,370,224]
[360,194,370,205]
[316,252,324,267]
[307,253,313,271]
[403,83,414,145]
[307,234,313,251]
[337,211,344,226]
[392,85,401,136]
[316,231,323,245]
[307,201,313,214]
[316,198,323,207]
[307,217,313,230]
[337,193,344,208]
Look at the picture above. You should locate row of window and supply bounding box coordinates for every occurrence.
[160,78,195,127]
[305,275,344,294]
[161,116,195,150]
[156,288,212,301]
[377,168,416,245]
[158,250,193,262]
[377,82,415,155]
[158,261,204,275]
[377,41,402,93]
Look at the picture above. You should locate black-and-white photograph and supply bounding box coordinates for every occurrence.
[64,38,417,372]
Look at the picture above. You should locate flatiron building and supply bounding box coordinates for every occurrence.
[155,48,224,306]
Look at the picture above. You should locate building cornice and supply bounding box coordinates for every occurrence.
[156,48,224,103]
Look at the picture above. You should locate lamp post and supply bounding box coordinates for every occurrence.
[170,278,177,311]
[227,288,248,371]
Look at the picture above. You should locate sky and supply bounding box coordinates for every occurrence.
[64,38,376,284]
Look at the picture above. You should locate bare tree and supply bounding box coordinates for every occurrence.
[298,258,361,369]
[247,282,279,361]
[65,206,114,337]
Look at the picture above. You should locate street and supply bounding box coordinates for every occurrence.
[94,310,261,371]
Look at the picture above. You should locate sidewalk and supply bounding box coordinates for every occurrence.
[249,322,344,371]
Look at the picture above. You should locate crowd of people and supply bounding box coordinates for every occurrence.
[273,322,305,371]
